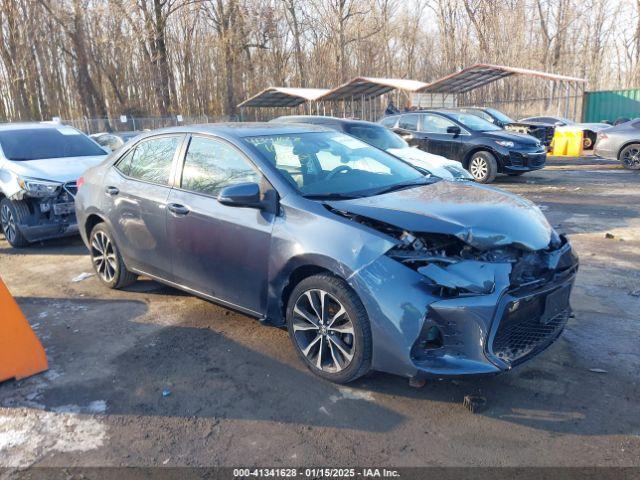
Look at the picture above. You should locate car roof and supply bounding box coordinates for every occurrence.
[272,116,383,128]
[0,122,81,132]
[445,106,485,111]
[132,122,332,141]
[394,109,458,118]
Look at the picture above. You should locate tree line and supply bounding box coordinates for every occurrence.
[0,0,638,122]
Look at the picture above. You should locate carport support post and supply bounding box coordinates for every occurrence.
[572,83,579,122]
[564,81,571,119]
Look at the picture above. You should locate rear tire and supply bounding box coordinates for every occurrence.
[619,143,640,170]
[89,223,137,289]
[468,151,498,183]
[0,198,29,248]
[286,273,372,384]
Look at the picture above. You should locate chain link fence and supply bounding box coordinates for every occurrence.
[61,115,238,135]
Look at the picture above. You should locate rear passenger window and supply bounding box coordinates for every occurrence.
[119,136,181,185]
[115,148,135,175]
[181,136,260,196]
[380,116,398,128]
[470,109,493,122]
[398,114,419,131]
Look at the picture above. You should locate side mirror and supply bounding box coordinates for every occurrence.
[217,182,262,209]
[446,125,461,136]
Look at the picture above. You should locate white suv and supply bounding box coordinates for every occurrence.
[0,123,108,247]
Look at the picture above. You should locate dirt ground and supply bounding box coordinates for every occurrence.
[0,157,639,468]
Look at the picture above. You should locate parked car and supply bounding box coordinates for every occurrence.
[90,131,141,151]
[444,107,555,148]
[593,118,640,169]
[76,123,578,384]
[0,123,108,247]
[380,110,546,183]
[270,115,473,181]
[519,116,610,150]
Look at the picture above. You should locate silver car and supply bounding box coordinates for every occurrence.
[594,119,640,169]
[0,123,108,247]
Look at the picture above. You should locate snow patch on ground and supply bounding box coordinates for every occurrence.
[0,408,107,467]
[52,400,107,414]
[329,387,375,404]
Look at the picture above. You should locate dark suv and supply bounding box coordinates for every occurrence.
[446,107,555,147]
[380,110,547,183]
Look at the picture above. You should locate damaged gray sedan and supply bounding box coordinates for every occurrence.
[75,124,578,384]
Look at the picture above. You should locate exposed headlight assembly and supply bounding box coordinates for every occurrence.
[495,140,515,148]
[17,177,62,198]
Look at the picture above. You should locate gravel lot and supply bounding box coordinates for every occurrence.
[0,157,639,468]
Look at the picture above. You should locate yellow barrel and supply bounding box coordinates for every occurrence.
[552,127,583,157]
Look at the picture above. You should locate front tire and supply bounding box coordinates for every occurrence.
[286,273,372,384]
[0,198,29,248]
[468,151,498,183]
[619,143,640,170]
[89,223,137,289]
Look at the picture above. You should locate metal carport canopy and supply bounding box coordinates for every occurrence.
[418,64,586,94]
[318,77,429,101]
[238,87,330,108]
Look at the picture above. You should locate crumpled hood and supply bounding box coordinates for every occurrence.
[327,181,553,251]
[5,155,107,184]
[483,129,540,145]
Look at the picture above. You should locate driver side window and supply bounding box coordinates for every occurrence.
[420,114,456,134]
[180,136,260,196]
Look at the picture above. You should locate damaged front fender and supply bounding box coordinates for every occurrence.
[0,167,24,199]
[418,260,506,295]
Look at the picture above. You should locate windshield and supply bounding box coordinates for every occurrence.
[245,132,425,198]
[447,113,502,132]
[485,108,514,124]
[0,127,107,161]
[343,123,407,150]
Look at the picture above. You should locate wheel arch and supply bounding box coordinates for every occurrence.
[462,146,499,169]
[617,140,640,160]
[267,254,355,327]
[84,213,107,240]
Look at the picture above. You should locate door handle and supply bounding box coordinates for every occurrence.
[167,203,190,216]
[105,186,119,196]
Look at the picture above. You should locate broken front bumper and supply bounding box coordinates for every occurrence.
[19,220,79,243]
[12,184,79,243]
[349,247,578,379]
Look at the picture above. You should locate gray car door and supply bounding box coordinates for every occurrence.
[102,134,185,279]
[165,135,274,315]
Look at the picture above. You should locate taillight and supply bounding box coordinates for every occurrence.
[77,176,85,189]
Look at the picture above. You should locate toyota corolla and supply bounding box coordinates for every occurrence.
[75,123,578,384]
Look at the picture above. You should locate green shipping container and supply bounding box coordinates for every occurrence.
[583,88,640,123]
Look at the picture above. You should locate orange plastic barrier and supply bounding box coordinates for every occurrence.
[0,277,48,382]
